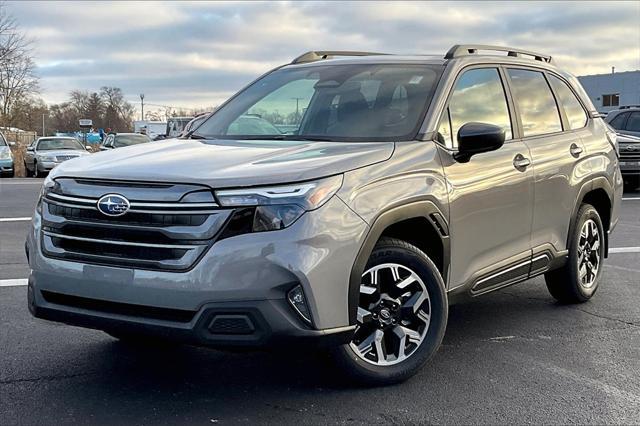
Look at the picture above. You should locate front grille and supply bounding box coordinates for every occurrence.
[41,290,196,322]
[41,179,233,271]
[56,155,79,162]
[620,151,640,161]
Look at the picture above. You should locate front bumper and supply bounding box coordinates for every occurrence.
[27,196,368,346]
[0,158,13,174]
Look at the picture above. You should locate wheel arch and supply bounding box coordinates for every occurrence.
[348,201,450,325]
[569,177,613,258]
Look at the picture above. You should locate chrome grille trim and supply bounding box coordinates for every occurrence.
[43,231,200,249]
[45,193,220,214]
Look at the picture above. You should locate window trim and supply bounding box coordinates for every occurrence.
[433,64,516,149]
[503,66,566,140]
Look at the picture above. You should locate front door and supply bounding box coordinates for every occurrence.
[436,67,534,293]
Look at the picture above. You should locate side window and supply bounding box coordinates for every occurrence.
[626,112,640,132]
[548,75,588,130]
[507,69,562,137]
[609,112,629,130]
[448,68,512,146]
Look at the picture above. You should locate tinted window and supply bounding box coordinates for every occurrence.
[115,134,151,147]
[548,75,588,130]
[609,112,629,130]
[627,112,640,132]
[447,68,512,146]
[508,69,562,137]
[37,138,83,151]
[195,64,442,142]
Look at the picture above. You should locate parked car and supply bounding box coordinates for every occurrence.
[27,45,622,385]
[0,131,15,178]
[24,136,91,177]
[166,117,194,138]
[100,133,152,151]
[616,132,640,186]
[605,105,640,138]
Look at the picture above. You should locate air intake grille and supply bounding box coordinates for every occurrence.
[40,179,232,271]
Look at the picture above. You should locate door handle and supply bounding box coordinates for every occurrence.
[570,143,583,157]
[513,154,531,170]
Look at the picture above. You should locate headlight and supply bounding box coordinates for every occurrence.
[0,149,11,160]
[215,175,343,232]
[36,175,56,214]
[40,155,57,162]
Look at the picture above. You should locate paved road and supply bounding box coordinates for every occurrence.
[1,178,639,424]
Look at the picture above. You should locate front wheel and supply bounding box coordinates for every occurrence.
[545,203,605,303]
[333,237,448,385]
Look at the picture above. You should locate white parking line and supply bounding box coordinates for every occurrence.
[609,247,640,254]
[0,279,28,287]
[622,197,640,201]
[0,180,43,185]
[0,217,31,222]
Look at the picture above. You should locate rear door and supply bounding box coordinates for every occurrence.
[505,68,590,265]
[437,67,534,293]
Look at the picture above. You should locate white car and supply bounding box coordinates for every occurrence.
[24,137,91,177]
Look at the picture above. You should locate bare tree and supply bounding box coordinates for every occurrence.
[0,2,39,126]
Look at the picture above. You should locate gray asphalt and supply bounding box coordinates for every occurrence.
[1,178,639,424]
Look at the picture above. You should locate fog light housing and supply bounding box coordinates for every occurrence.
[287,285,312,325]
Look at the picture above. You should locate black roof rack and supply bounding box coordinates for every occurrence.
[445,44,553,64]
[291,50,389,64]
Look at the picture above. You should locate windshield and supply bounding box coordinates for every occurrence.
[0,134,6,146]
[115,134,151,147]
[37,138,83,151]
[195,63,443,142]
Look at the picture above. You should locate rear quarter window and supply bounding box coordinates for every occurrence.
[548,75,588,130]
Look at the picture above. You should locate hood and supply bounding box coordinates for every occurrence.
[51,138,394,188]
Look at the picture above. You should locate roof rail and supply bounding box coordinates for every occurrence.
[291,50,389,64]
[619,105,640,110]
[445,44,553,64]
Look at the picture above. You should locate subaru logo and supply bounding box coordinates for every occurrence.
[97,194,130,217]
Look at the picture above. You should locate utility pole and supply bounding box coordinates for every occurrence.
[140,93,145,120]
[291,97,304,121]
[42,113,45,136]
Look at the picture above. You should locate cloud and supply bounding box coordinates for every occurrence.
[8,0,640,111]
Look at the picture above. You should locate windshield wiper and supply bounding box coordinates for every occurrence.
[182,130,209,140]
[238,135,335,142]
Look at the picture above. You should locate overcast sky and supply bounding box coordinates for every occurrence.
[9,1,640,113]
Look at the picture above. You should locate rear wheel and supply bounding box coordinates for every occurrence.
[545,204,605,303]
[333,237,447,385]
[33,161,41,178]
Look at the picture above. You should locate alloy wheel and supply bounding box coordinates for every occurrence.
[350,263,431,366]
[577,219,601,289]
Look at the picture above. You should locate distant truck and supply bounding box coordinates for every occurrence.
[166,117,194,138]
[133,120,167,140]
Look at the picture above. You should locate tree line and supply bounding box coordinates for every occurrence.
[0,3,135,134]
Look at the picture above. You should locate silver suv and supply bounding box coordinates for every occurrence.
[27,45,622,385]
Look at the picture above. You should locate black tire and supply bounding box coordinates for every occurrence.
[545,203,605,303]
[33,161,40,178]
[332,237,448,386]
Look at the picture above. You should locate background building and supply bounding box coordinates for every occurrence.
[578,70,640,113]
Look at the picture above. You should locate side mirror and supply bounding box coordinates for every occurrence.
[85,146,92,151]
[454,122,505,163]
[26,146,34,152]
[8,141,15,147]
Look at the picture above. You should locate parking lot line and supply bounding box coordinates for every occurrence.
[609,247,640,254]
[0,279,28,287]
[622,197,640,201]
[0,217,31,222]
